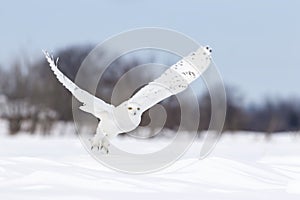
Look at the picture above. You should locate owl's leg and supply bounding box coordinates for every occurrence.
[101,132,119,154]
[90,123,105,151]
[101,136,110,154]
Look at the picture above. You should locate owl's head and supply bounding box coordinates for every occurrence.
[126,102,142,116]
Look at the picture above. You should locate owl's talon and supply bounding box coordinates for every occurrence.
[90,135,110,154]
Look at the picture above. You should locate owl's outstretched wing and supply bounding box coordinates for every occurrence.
[128,46,212,112]
[43,51,114,118]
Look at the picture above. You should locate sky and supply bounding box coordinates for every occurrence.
[1,0,300,104]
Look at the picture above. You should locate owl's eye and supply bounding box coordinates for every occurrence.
[209,49,212,53]
[137,107,140,110]
[206,46,209,50]
[128,107,132,110]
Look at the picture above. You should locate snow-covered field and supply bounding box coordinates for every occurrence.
[0,120,300,200]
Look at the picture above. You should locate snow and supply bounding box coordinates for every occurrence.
[0,121,300,200]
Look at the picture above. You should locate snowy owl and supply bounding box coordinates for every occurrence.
[44,46,212,153]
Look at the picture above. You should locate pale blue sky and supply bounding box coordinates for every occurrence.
[1,0,299,103]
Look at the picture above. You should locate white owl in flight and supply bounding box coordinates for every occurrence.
[44,46,212,153]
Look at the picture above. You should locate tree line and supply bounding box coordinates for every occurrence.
[0,44,299,135]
